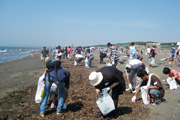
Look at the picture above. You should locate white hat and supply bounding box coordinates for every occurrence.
[89,71,103,86]
[125,64,132,69]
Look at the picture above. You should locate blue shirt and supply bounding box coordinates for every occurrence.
[171,47,175,54]
[49,67,70,88]
[129,46,137,59]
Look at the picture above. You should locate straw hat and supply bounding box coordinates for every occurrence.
[89,71,103,86]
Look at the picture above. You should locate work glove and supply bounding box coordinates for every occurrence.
[132,96,136,102]
[145,67,149,74]
[102,87,111,94]
[129,84,133,90]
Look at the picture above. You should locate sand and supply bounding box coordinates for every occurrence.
[0,48,180,120]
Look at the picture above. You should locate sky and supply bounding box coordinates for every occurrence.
[0,0,180,47]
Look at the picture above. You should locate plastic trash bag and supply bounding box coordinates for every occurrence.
[167,78,178,90]
[35,82,44,103]
[85,58,88,67]
[74,60,77,66]
[96,92,115,115]
[141,86,150,105]
[106,63,112,66]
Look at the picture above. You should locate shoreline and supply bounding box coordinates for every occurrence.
[0,50,180,119]
[0,54,44,99]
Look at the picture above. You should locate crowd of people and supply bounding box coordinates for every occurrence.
[38,42,180,119]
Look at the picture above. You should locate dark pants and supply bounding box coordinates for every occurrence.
[100,57,104,64]
[175,78,180,85]
[100,89,121,117]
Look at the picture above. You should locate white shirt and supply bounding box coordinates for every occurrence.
[147,48,151,54]
[75,54,83,59]
[129,59,142,69]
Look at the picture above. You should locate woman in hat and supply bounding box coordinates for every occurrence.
[89,66,125,119]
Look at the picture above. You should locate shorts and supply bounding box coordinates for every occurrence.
[50,86,58,95]
[170,54,175,58]
[149,89,161,98]
[41,57,48,61]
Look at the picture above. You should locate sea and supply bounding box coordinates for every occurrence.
[0,46,41,63]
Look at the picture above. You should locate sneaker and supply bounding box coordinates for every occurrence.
[62,104,67,109]
[132,89,136,93]
[94,112,102,118]
[40,111,45,117]
[56,109,66,115]
[152,99,161,105]
[57,110,60,115]
[126,88,130,91]
[51,102,56,109]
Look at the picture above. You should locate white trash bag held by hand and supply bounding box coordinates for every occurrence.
[141,86,150,105]
[167,78,178,90]
[96,92,115,115]
[35,82,44,103]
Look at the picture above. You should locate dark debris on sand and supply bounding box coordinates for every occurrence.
[0,60,150,120]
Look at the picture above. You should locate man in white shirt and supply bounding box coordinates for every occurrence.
[125,59,148,93]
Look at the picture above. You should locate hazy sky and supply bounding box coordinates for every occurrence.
[0,0,180,47]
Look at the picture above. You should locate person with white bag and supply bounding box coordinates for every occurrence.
[163,67,180,87]
[89,66,125,119]
[39,60,70,117]
[132,69,165,105]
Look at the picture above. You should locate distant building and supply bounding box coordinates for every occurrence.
[146,43,160,48]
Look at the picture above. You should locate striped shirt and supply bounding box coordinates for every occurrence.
[110,46,119,61]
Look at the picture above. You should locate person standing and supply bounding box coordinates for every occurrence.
[146,46,151,56]
[31,50,34,57]
[89,66,125,119]
[67,46,72,60]
[129,42,137,61]
[178,48,180,66]
[169,44,176,64]
[149,45,158,67]
[40,46,49,68]
[107,42,119,67]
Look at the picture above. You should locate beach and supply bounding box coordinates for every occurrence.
[0,48,180,120]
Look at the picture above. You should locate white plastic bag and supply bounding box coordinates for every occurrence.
[141,87,150,105]
[35,82,44,103]
[167,78,178,90]
[106,63,112,66]
[74,60,77,66]
[96,93,115,115]
[85,58,88,67]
